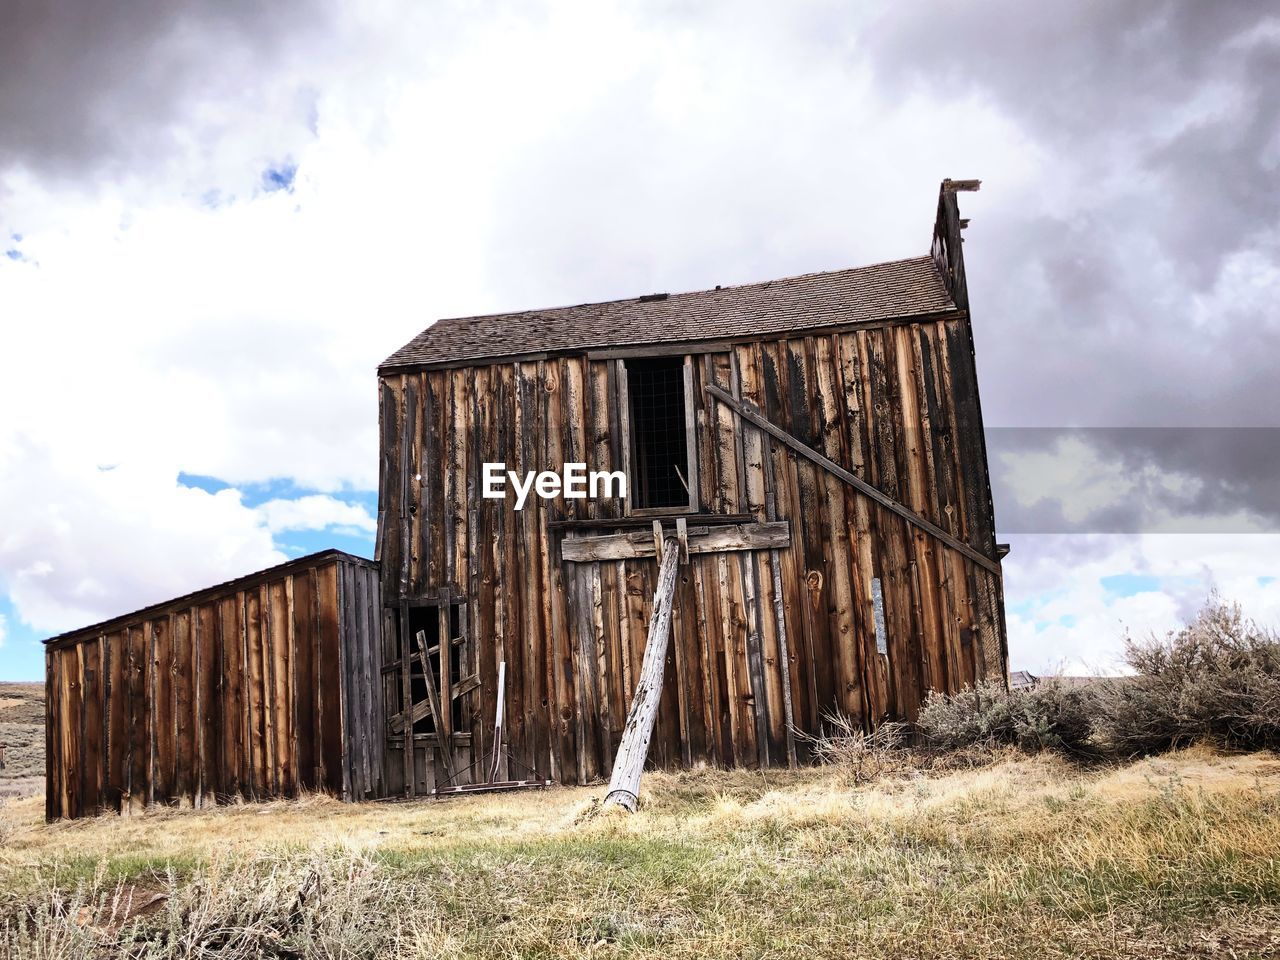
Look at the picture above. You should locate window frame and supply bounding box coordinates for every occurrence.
[617,355,700,516]
[391,597,471,741]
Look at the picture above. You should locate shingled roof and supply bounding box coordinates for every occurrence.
[380,254,957,371]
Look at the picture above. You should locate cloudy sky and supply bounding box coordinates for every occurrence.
[1,1,1277,681]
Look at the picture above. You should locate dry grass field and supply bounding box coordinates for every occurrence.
[2,745,1279,958]
[0,681,44,800]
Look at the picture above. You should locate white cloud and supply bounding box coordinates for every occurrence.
[0,437,381,636]
[1004,532,1280,675]
[255,495,375,534]
[0,0,1274,675]
[0,438,284,633]
[0,1,1046,641]
[1001,437,1137,524]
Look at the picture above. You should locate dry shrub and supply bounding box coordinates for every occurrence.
[806,717,915,782]
[916,678,1099,757]
[913,597,1279,762]
[1,847,441,960]
[1092,597,1280,756]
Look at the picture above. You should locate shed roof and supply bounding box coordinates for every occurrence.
[43,549,376,648]
[380,254,956,371]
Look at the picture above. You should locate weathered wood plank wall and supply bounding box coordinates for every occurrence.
[45,551,381,820]
[377,315,1006,789]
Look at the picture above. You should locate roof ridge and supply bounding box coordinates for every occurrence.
[380,253,953,371]
[416,254,935,329]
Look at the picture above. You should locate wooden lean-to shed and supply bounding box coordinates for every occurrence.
[376,180,1008,796]
[44,550,383,820]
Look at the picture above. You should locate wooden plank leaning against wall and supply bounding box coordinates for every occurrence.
[377,312,1006,792]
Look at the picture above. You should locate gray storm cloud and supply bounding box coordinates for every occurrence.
[988,428,1280,534]
[0,0,332,180]
[865,5,1280,407]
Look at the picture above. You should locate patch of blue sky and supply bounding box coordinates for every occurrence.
[179,473,374,511]
[261,162,298,193]
[1100,573,1162,598]
[279,526,374,561]
[1260,576,1277,587]
[177,471,233,495]
[1007,591,1083,633]
[1100,572,1204,599]
[1007,597,1039,618]
[0,593,45,682]
[233,477,304,507]
[178,473,336,506]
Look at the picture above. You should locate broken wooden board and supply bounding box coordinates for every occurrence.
[428,778,553,798]
[387,672,480,734]
[413,629,456,782]
[561,521,789,563]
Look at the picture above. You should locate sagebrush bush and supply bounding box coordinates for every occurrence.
[916,678,1099,756]
[909,597,1280,761]
[807,717,914,782]
[1092,597,1280,755]
[1,847,443,960]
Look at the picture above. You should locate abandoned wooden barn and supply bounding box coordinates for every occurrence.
[44,550,383,820]
[45,179,1006,818]
[376,180,1007,796]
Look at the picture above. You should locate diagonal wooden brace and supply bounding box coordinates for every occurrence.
[704,383,1001,575]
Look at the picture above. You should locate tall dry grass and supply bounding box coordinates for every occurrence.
[3,748,1278,958]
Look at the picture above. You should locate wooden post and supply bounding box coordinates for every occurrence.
[489,661,506,784]
[603,539,681,812]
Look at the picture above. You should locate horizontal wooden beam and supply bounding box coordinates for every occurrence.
[561,521,790,563]
[548,513,753,531]
[704,383,1001,575]
[384,732,474,746]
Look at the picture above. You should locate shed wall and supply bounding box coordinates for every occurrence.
[45,553,380,819]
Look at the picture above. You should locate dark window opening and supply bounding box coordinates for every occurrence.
[390,600,468,738]
[627,356,693,509]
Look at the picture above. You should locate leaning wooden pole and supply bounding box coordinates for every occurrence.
[603,538,681,812]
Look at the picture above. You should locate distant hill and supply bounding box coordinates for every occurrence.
[0,681,44,798]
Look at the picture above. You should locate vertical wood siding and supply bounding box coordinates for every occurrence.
[45,554,380,820]
[378,317,1007,788]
